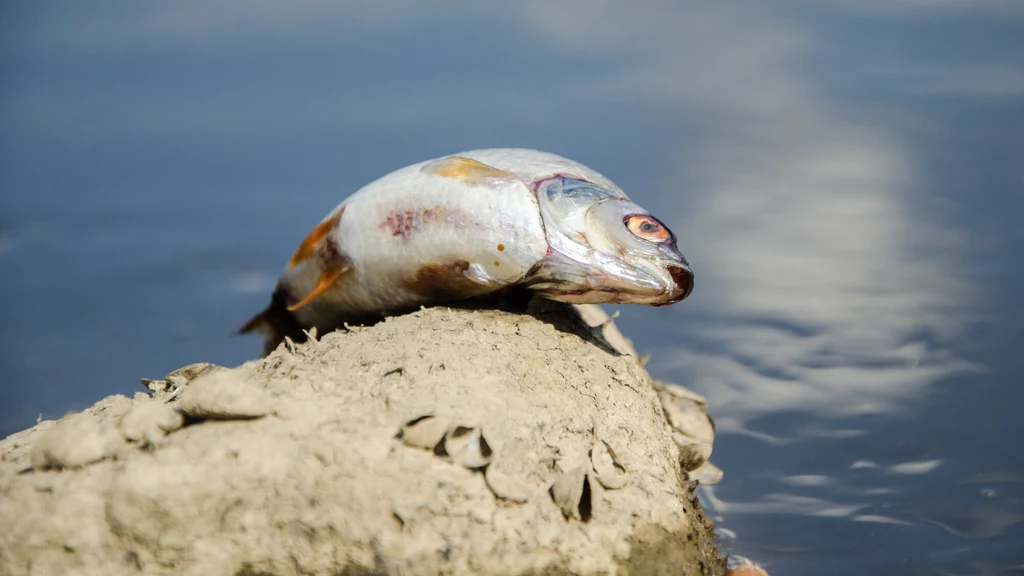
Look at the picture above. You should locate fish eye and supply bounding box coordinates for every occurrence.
[625,214,671,242]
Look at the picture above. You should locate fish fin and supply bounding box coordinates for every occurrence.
[463,262,505,287]
[238,309,271,335]
[404,260,499,300]
[287,259,352,312]
[422,156,519,185]
[524,281,560,292]
[238,286,308,356]
[288,207,345,268]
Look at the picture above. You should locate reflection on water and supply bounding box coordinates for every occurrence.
[2,1,1023,574]
[652,96,979,421]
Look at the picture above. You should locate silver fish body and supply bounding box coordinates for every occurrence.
[241,148,693,352]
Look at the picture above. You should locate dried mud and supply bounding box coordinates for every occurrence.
[0,305,726,576]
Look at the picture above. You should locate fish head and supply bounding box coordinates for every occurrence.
[584,196,694,305]
[530,176,694,306]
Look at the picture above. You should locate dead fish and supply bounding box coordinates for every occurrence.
[241,148,693,353]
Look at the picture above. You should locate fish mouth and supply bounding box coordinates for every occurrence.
[659,265,694,306]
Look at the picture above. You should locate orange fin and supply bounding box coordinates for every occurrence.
[287,260,351,312]
[421,156,519,185]
[288,207,344,268]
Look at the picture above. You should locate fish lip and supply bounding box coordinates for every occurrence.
[662,265,694,305]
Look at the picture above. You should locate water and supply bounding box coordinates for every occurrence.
[2,2,1022,574]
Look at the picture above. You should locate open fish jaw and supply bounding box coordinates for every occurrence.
[525,173,692,305]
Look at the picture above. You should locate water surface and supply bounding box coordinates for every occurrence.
[2,2,1022,573]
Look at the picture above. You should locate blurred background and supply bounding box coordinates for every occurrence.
[1,1,1022,574]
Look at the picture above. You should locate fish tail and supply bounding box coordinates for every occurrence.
[238,286,307,355]
[237,310,270,335]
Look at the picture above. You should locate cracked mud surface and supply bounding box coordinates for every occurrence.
[0,305,725,576]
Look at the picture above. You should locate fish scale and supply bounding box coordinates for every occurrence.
[241,148,694,354]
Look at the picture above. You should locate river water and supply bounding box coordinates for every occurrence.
[2,3,1022,574]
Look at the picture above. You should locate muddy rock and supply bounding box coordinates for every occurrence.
[0,305,725,576]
